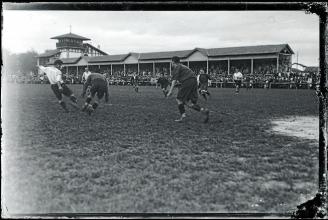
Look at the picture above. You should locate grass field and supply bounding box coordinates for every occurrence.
[2,83,320,215]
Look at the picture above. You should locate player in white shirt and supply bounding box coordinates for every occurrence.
[38,59,78,112]
[82,67,92,83]
[233,69,243,94]
[82,67,92,96]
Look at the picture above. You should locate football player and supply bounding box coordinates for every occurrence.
[233,68,243,94]
[38,59,78,112]
[82,67,92,83]
[81,72,110,115]
[131,72,139,93]
[81,67,92,96]
[197,69,211,100]
[157,72,170,97]
[166,56,209,123]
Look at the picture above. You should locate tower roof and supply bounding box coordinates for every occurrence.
[51,33,91,41]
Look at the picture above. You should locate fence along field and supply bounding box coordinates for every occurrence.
[2,83,319,214]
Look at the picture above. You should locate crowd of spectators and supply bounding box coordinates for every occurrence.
[5,61,320,90]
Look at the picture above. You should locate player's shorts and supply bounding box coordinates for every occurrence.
[90,78,107,99]
[234,80,242,87]
[199,82,208,91]
[177,77,198,104]
[51,83,73,100]
[160,83,169,89]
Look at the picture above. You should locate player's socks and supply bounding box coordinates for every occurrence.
[92,102,99,110]
[59,101,69,112]
[191,104,201,112]
[178,104,185,115]
[87,104,94,116]
[70,95,77,103]
[86,97,92,104]
[202,93,207,100]
[81,103,88,112]
[69,101,79,110]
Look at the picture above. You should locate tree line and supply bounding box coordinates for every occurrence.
[2,49,39,77]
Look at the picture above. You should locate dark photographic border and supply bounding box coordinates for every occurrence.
[2,1,327,219]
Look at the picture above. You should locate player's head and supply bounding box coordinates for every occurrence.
[85,67,89,71]
[199,69,205,74]
[171,56,180,67]
[54,59,63,69]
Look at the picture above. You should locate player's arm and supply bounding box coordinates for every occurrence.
[81,76,91,97]
[167,79,177,97]
[37,66,47,76]
[37,65,44,73]
[55,72,63,91]
[82,72,86,82]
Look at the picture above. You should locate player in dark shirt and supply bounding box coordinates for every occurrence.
[245,75,251,90]
[157,73,170,97]
[81,72,109,115]
[197,69,211,100]
[166,56,209,123]
[131,73,139,93]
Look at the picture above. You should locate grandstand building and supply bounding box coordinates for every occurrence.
[56,44,294,78]
[37,33,294,78]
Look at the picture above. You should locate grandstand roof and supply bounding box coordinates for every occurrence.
[88,54,130,63]
[304,66,319,72]
[47,57,82,65]
[51,33,90,41]
[292,63,307,68]
[206,44,294,57]
[130,44,294,61]
[43,44,294,65]
[291,68,303,73]
[36,49,60,58]
[83,43,108,55]
[139,49,193,60]
[194,47,209,56]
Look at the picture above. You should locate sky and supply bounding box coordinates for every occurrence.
[2,10,320,66]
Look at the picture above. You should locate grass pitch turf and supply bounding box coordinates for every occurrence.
[2,84,319,214]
